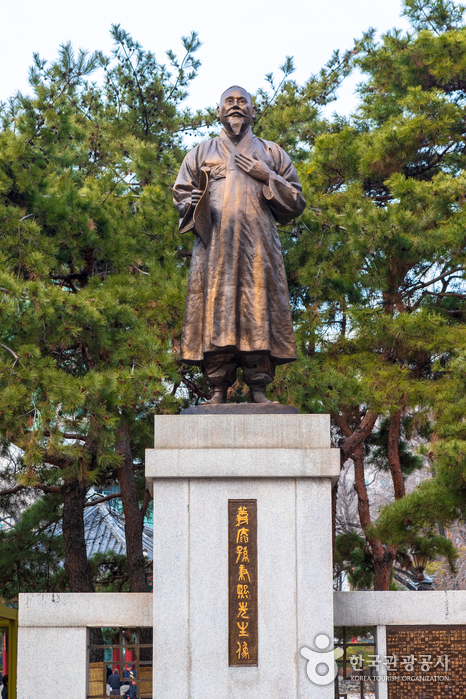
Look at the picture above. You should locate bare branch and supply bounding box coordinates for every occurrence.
[0,344,19,360]
[424,291,466,299]
[403,266,466,297]
[130,265,149,276]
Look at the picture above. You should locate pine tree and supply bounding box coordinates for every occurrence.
[260,0,466,588]
[0,27,210,591]
[2,1,466,595]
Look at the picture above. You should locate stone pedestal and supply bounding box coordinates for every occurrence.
[145,414,340,699]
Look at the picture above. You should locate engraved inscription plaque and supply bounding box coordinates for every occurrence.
[228,499,258,666]
[387,625,466,699]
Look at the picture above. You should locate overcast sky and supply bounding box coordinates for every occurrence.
[1,0,412,115]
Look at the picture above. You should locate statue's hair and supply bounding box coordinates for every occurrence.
[220,85,252,102]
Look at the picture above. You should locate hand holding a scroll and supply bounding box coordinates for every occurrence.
[191,189,203,206]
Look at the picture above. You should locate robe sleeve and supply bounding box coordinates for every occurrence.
[173,149,199,234]
[262,145,306,225]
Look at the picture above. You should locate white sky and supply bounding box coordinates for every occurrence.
[1,0,412,115]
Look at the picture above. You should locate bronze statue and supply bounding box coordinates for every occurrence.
[173,86,305,404]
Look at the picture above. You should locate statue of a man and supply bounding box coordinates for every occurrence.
[173,86,306,403]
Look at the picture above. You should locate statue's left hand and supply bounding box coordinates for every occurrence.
[235,154,271,184]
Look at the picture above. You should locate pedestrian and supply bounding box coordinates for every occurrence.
[108,668,121,696]
[124,680,137,699]
[123,664,135,680]
[1,674,7,699]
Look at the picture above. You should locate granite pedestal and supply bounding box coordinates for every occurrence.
[145,413,340,699]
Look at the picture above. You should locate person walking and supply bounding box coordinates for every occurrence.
[108,668,121,696]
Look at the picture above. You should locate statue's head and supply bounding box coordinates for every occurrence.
[217,86,255,137]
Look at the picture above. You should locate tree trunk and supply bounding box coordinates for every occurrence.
[352,444,396,590]
[388,411,405,500]
[62,479,95,592]
[339,409,378,461]
[117,421,147,592]
[335,410,399,590]
[373,550,396,590]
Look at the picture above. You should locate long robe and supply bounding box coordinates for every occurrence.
[173,126,306,365]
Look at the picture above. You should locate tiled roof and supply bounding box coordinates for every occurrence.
[54,500,153,559]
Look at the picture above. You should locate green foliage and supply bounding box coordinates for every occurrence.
[0,27,210,492]
[335,531,375,589]
[261,0,466,580]
[253,46,355,159]
[89,551,132,592]
[2,0,466,592]
[0,26,217,592]
[375,350,466,552]
[367,416,425,475]
[403,0,465,33]
[0,496,67,601]
[374,515,458,571]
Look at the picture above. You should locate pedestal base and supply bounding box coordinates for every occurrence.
[147,414,339,699]
[181,403,300,415]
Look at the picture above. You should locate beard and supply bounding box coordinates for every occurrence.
[227,116,244,136]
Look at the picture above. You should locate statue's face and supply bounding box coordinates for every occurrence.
[217,87,254,135]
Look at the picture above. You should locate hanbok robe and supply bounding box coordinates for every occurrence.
[173,126,306,365]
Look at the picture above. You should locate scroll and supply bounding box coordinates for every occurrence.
[193,166,212,248]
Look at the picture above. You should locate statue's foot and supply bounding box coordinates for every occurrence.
[203,386,228,404]
[250,386,272,404]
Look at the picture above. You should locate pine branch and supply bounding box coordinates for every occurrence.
[254,56,295,127]
[36,483,61,494]
[0,482,60,496]
[0,484,26,497]
[43,430,87,441]
[84,492,122,507]
[119,38,150,136]
[40,454,72,469]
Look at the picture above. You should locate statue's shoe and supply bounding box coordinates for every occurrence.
[250,387,278,404]
[203,387,228,404]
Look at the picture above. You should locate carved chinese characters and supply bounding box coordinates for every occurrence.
[228,500,258,666]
